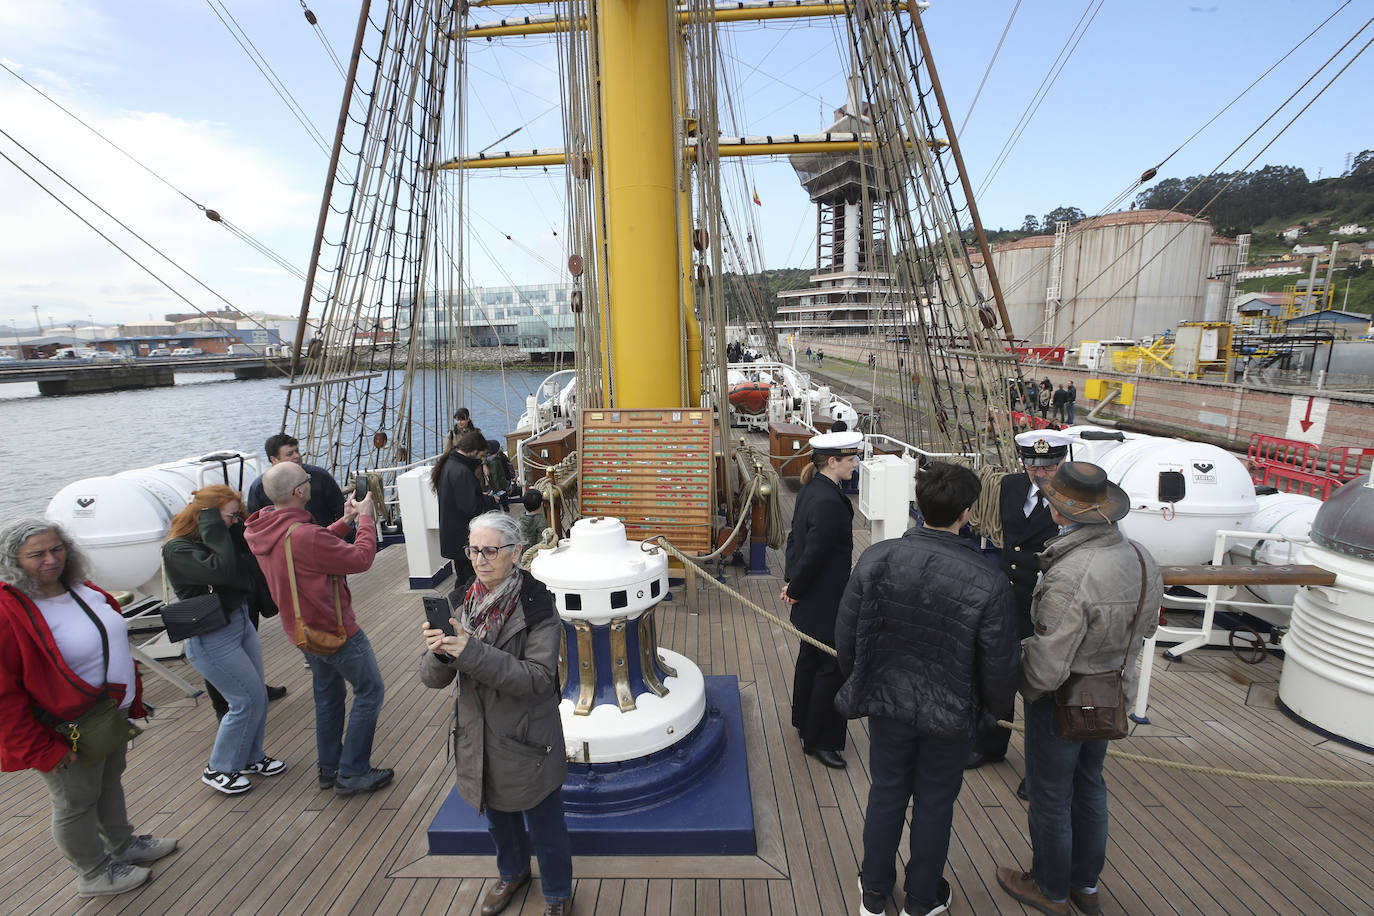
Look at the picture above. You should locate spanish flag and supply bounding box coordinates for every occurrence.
[752,187,762,206]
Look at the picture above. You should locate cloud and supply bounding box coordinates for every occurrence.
[0,80,316,325]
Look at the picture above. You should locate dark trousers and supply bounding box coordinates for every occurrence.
[487,787,573,904]
[791,641,847,751]
[860,716,970,906]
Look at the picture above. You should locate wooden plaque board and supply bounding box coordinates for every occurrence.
[580,408,714,554]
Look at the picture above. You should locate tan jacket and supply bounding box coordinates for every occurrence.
[1021,523,1162,704]
[420,571,566,812]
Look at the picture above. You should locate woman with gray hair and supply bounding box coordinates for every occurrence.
[0,518,176,898]
[420,510,572,916]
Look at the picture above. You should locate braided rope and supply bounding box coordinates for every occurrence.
[653,536,1374,790]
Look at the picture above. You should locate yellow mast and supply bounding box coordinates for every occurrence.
[597,0,684,407]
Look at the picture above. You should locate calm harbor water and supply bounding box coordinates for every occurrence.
[0,367,550,522]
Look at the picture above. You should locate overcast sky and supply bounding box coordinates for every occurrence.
[1,0,1368,331]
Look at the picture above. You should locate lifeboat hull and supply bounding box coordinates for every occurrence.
[729,381,770,415]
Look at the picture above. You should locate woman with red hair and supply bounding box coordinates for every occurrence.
[163,485,285,795]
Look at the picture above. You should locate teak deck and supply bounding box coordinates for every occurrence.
[5,479,1374,915]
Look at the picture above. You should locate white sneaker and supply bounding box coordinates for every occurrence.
[115,835,177,864]
[242,756,287,777]
[202,767,253,794]
[77,861,150,897]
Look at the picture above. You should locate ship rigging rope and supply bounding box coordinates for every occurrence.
[0,135,291,377]
[991,11,1373,349]
[1016,17,1374,353]
[957,0,1020,136]
[652,536,1374,790]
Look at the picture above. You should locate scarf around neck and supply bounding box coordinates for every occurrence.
[462,569,522,644]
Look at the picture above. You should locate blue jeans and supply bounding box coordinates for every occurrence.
[486,787,573,904]
[184,604,267,773]
[306,628,384,779]
[1024,696,1110,901]
[860,715,970,907]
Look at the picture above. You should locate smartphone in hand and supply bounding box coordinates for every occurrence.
[354,474,369,501]
[422,595,456,637]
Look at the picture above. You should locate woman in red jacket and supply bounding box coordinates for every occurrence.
[0,518,176,899]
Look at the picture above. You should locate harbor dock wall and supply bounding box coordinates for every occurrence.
[798,335,1372,453]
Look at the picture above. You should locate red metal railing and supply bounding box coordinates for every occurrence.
[1247,434,1370,500]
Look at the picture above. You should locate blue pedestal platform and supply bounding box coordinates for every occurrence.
[428,675,755,856]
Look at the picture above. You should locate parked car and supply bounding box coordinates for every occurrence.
[147,347,171,357]
[91,350,121,361]
[169,347,203,356]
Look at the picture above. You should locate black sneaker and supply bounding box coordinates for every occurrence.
[318,769,336,790]
[858,874,885,916]
[902,878,952,916]
[333,767,394,796]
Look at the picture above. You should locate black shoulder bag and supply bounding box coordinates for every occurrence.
[158,555,229,642]
[1053,544,1149,741]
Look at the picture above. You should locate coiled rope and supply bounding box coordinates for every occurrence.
[650,535,1374,790]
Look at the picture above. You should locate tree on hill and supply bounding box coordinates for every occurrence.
[1041,206,1085,228]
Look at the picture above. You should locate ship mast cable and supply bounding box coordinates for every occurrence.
[0,145,289,377]
[956,0,1020,137]
[979,6,1367,327]
[0,59,321,291]
[200,0,334,157]
[975,0,1105,199]
[1012,16,1374,350]
[299,1,351,80]
[0,126,298,368]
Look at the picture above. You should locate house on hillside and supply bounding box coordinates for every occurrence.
[1237,261,1303,280]
[1335,223,1368,236]
[1293,244,1327,257]
[1281,226,1304,242]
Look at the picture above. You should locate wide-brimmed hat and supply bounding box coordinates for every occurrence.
[1039,461,1129,524]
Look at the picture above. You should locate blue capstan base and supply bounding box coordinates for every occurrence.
[409,561,453,591]
[747,540,770,576]
[427,675,755,856]
[1276,697,1374,756]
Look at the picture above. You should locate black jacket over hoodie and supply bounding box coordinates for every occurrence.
[835,525,1020,744]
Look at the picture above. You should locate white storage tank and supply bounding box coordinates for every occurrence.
[1093,436,1257,566]
[46,451,264,595]
[1278,474,1374,748]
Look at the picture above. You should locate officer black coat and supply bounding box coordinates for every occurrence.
[784,473,854,644]
[998,471,1059,638]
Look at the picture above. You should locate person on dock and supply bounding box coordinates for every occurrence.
[162,486,286,796]
[1066,381,1077,424]
[1037,380,1052,418]
[781,430,860,770]
[0,518,176,898]
[433,429,497,585]
[421,511,572,916]
[995,462,1162,916]
[968,430,1070,778]
[246,462,394,797]
[1051,384,1070,424]
[245,433,346,529]
[836,462,1019,916]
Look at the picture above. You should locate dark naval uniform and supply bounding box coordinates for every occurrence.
[972,469,1061,763]
[785,472,854,755]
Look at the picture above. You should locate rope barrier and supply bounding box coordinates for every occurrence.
[652,535,1374,790]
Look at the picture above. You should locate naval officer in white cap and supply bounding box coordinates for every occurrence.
[968,428,1072,773]
[781,430,862,769]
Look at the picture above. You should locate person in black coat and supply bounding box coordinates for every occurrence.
[836,462,1019,916]
[968,429,1070,772]
[432,430,495,586]
[781,431,861,769]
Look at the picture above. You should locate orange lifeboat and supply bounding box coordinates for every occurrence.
[728,380,770,415]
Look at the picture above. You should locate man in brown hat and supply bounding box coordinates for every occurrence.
[996,461,1162,916]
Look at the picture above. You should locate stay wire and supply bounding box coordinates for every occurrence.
[957,0,1020,136]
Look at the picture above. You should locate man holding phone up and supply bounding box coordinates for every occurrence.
[246,462,394,797]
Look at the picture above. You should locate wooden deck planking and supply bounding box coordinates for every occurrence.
[4,493,1374,913]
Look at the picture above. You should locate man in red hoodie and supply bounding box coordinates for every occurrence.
[245,461,394,796]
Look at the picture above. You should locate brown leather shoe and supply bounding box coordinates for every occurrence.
[481,871,530,916]
[1070,887,1102,915]
[995,867,1068,916]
